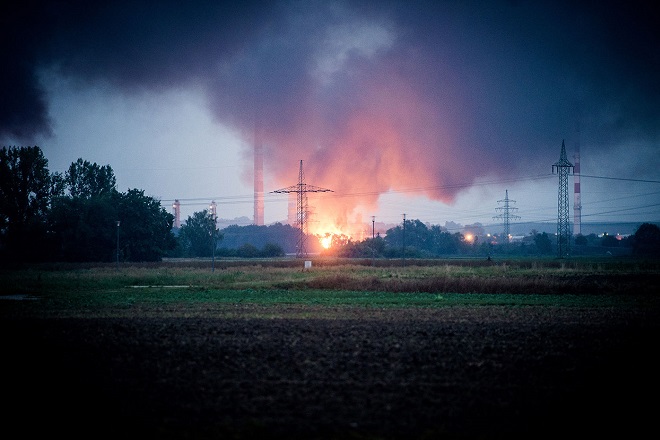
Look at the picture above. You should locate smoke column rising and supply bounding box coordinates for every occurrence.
[2,1,658,232]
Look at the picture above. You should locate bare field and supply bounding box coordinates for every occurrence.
[2,259,659,439]
[4,303,660,439]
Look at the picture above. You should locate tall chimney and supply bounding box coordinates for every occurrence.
[573,127,582,236]
[172,199,180,229]
[254,141,264,226]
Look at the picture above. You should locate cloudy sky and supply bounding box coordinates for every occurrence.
[2,0,659,237]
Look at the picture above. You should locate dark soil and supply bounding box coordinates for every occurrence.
[3,304,659,439]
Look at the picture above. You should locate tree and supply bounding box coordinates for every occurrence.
[383,220,466,256]
[117,189,176,261]
[1,150,177,262]
[261,243,285,257]
[534,232,553,255]
[631,223,660,256]
[48,158,120,261]
[432,231,461,254]
[65,158,117,199]
[574,234,588,246]
[49,194,118,261]
[0,146,53,261]
[48,158,121,261]
[333,237,372,258]
[384,219,432,256]
[178,210,220,257]
[237,243,259,258]
[49,186,175,262]
[601,233,619,248]
[219,222,299,253]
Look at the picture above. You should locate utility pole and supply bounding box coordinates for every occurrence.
[372,215,376,266]
[402,213,406,267]
[210,202,217,272]
[211,228,216,272]
[116,221,120,270]
[553,140,574,258]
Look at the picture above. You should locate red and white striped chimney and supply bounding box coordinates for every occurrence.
[573,132,582,236]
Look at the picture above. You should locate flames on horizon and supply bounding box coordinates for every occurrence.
[3,1,656,234]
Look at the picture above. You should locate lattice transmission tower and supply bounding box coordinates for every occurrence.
[493,189,520,243]
[271,160,333,258]
[552,140,574,258]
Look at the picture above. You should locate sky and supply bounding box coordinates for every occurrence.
[2,0,659,238]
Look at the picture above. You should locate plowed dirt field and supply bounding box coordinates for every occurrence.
[4,304,658,439]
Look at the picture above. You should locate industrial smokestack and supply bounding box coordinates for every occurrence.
[573,127,582,236]
[254,140,264,226]
[209,200,217,222]
[172,199,181,229]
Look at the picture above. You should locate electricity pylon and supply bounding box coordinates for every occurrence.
[271,160,333,258]
[493,189,520,243]
[552,139,574,258]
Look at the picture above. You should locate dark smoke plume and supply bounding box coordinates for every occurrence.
[3,1,658,230]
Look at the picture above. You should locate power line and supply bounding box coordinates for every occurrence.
[159,171,659,228]
[271,160,333,258]
[160,172,654,205]
[580,174,660,184]
[581,203,660,218]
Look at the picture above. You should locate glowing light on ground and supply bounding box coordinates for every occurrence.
[312,219,357,251]
[316,231,352,250]
[320,235,333,249]
[309,213,361,250]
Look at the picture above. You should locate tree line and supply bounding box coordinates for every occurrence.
[0,146,296,262]
[329,221,659,258]
[1,146,177,263]
[2,146,658,263]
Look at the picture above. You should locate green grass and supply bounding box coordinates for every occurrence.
[2,257,658,318]
[3,286,651,319]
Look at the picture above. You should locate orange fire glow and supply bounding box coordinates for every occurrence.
[320,234,333,249]
[314,218,357,249]
[258,69,464,239]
